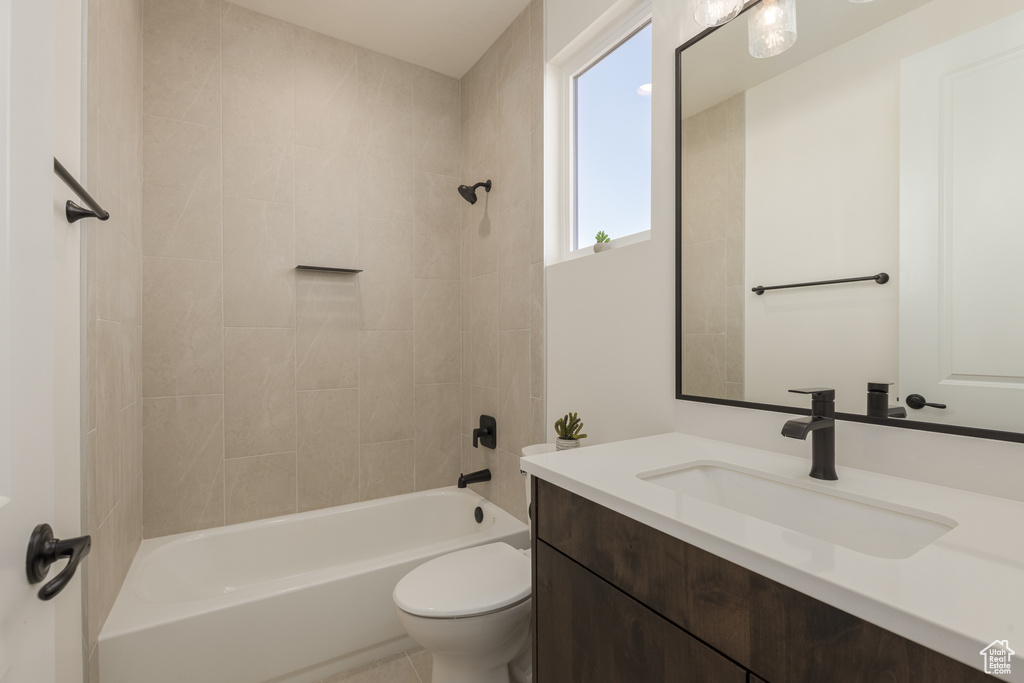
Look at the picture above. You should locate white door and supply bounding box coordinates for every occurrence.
[899,10,1024,434]
[0,1,59,682]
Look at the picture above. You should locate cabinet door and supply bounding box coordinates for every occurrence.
[536,541,746,683]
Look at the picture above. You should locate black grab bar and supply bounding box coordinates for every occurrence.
[752,272,889,296]
[53,157,110,224]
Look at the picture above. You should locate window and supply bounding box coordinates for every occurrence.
[572,22,652,251]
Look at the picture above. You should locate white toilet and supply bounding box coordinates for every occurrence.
[393,542,532,683]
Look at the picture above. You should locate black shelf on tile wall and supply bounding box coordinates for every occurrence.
[295,265,362,274]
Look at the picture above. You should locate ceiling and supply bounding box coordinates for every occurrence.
[227,0,532,78]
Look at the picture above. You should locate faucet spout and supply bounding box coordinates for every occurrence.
[781,415,834,440]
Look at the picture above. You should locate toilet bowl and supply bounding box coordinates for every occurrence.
[394,542,532,683]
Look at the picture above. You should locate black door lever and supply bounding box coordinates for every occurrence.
[26,524,91,601]
[909,395,946,411]
[906,394,947,410]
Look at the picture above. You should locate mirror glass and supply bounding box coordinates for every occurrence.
[677,0,1024,436]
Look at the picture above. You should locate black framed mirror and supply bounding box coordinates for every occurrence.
[675,0,1024,444]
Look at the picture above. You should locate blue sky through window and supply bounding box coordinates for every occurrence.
[575,23,652,249]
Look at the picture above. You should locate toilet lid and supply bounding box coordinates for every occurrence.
[394,542,531,618]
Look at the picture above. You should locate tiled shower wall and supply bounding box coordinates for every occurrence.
[84,0,144,670]
[141,0,463,537]
[680,93,744,400]
[459,0,545,523]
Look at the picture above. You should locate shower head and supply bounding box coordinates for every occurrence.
[458,180,492,205]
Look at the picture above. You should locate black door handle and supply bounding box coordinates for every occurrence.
[26,524,91,601]
[906,394,947,410]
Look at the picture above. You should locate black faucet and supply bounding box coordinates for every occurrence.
[458,469,491,488]
[473,415,497,449]
[782,388,838,481]
[866,382,907,419]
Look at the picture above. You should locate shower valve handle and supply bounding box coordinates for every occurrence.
[26,524,91,601]
[473,415,497,449]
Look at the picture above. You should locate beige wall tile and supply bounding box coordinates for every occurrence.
[470,385,498,442]
[224,327,296,458]
[413,279,461,385]
[682,238,727,335]
[120,316,140,409]
[495,7,530,94]
[727,284,744,386]
[413,69,460,177]
[359,440,414,501]
[468,53,496,171]
[221,3,293,78]
[413,172,461,280]
[493,449,528,523]
[470,272,498,388]
[531,396,546,446]
[357,49,415,112]
[462,330,472,435]
[358,154,414,223]
[530,125,544,264]
[467,199,498,278]
[460,69,472,127]
[358,217,413,331]
[294,146,359,266]
[495,70,531,211]
[682,334,727,399]
[297,389,359,511]
[90,321,122,531]
[142,395,225,537]
[142,257,223,397]
[142,115,222,260]
[497,330,530,455]
[414,384,461,491]
[296,272,359,390]
[497,200,531,331]
[222,63,295,203]
[223,197,296,327]
[225,452,297,524]
[120,236,141,327]
[294,28,361,154]
[359,331,413,444]
[142,0,221,124]
[530,261,544,399]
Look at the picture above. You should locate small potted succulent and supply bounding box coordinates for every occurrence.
[594,231,612,253]
[554,412,588,450]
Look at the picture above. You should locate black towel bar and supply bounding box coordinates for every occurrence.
[53,157,110,223]
[752,272,889,296]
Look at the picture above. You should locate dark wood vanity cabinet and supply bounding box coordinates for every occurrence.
[532,479,990,683]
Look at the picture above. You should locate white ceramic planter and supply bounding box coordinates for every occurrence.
[556,438,581,451]
[594,243,611,253]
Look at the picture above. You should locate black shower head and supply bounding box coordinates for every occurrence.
[458,180,492,205]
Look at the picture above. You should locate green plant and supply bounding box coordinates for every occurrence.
[554,412,588,440]
[595,231,611,243]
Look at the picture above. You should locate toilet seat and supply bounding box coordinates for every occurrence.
[394,542,531,619]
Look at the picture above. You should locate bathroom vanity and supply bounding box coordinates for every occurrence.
[522,433,1024,682]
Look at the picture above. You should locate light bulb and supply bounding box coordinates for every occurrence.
[694,0,745,28]
[748,0,798,59]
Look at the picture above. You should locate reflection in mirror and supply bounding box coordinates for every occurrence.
[677,0,1024,437]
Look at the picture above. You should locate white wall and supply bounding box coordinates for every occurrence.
[544,0,1024,497]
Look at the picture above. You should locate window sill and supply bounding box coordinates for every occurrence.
[564,229,651,261]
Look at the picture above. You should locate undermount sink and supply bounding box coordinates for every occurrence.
[638,463,956,559]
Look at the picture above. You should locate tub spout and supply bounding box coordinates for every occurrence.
[458,469,491,488]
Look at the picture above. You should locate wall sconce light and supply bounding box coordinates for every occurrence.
[749,0,798,58]
[694,0,745,28]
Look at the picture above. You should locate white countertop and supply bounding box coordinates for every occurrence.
[521,432,1024,679]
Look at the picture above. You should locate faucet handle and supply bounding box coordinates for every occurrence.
[867,382,893,393]
[789,388,835,401]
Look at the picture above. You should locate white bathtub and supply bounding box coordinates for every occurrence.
[98,487,529,683]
